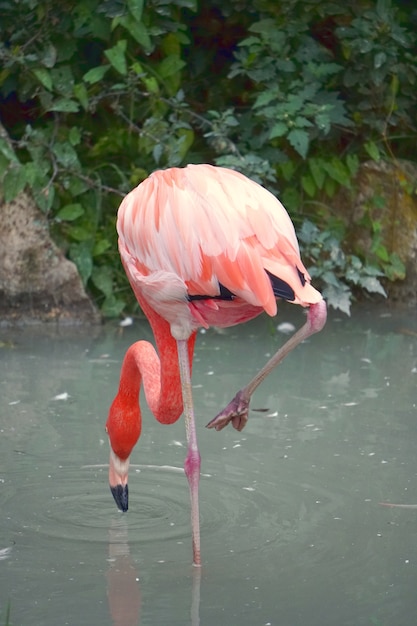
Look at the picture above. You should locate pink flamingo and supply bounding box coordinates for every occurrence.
[106,164,327,566]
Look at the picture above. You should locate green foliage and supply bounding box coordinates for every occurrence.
[336,0,417,143]
[230,17,351,159]
[0,0,198,315]
[298,220,387,315]
[0,0,415,317]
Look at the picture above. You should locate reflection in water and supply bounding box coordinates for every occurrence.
[107,519,141,626]
[106,517,201,626]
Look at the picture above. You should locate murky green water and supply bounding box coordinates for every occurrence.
[0,304,416,626]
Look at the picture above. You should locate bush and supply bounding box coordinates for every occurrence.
[0,0,414,315]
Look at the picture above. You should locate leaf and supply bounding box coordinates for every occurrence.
[116,15,152,51]
[308,158,325,190]
[323,284,352,315]
[384,254,406,281]
[374,51,386,69]
[364,141,380,161]
[67,225,92,242]
[52,142,80,168]
[93,239,112,257]
[359,276,386,296]
[157,54,186,79]
[287,128,309,158]
[23,161,39,186]
[269,122,287,139]
[301,174,316,197]
[83,65,110,84]
[73,83,89,110]
[68,126,81,146]
[127,0,144,22]
[3,165,27,202]
[322,158,351,187]
[101,294,126,317]
[49,98,80,113]
[346,153,359,176]
[33,68,53,91]
[56,203,84,221]
[41,44,57,68]
[91,266,113,297]
[0,137,19,164]
[33,183,55,213]
[69,241,93,285]
[104,40,128,75]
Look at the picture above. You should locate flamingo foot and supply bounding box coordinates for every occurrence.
[206,389,250,432]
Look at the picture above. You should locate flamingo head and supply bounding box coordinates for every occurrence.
[106,396,141,512]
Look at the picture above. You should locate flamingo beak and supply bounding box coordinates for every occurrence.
[109,449,130,512]
[111,483,129,512]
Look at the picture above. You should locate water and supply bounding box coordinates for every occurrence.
[0,304,416,626]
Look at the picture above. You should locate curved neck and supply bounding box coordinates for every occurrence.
[121,298,196,424]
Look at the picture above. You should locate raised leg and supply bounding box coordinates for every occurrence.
[206,299,327,431]
[176,339,202,566]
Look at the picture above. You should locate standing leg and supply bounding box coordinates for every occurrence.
[177,339,202,566]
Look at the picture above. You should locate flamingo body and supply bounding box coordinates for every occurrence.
[117,164,322,339]
[106,164,327,565]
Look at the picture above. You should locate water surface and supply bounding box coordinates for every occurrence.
[0,304,416,626]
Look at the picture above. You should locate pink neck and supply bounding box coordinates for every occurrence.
[120,299,196,425]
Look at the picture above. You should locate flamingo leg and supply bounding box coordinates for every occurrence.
[176,339,202,566]
[206,300,327,432]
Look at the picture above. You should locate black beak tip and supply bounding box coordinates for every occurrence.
[110,484,129,512]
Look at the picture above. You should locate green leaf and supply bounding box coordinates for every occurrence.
[69,241,93,284]
[374,52,386,69]
[49,98,80,113]
[33,68,53,91]
[56,203,84,221]
[53,142,80,168]
[157,54,186,79]
[359,276,386,296]
[127,0,144,21]
[287,128,309,158]
[93,239,112,257]
[67,225,92,242]
[83,65,110,84]
[91,266,113,297]
[322,158,351,187]
[101,294,126,317]
[33,183,55,213]
[116,15,152,51]
[308,158,326,189]
[324,284,351,315]
[301,174,316,197]
[104,40,128,75]
[23,161,40,186]
[346,154,360,176]
[68,126,81,146]
[0,137,19,164]
[3,165,27,202]
[41,43,57,68]
[269,122,288,139]
[364,141,380,161]
[73,83,89,110]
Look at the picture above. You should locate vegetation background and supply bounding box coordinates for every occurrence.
[0,0,416,316]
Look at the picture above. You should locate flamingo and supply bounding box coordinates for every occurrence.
[105,164,327,566]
